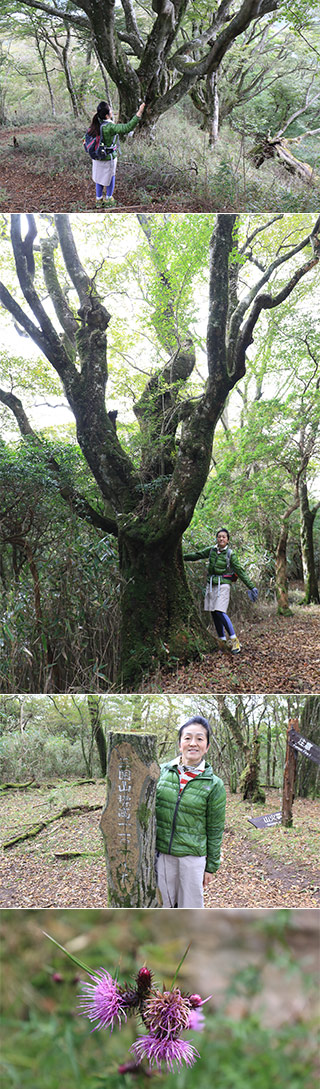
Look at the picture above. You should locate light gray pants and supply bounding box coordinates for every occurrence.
[157,852,206,908]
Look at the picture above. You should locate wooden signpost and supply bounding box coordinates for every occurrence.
[249,716,319,831]
[281,718,299,828]
[100,731,160,908]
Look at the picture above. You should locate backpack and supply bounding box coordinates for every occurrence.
[83,123,117,161]
[209,545,238,582]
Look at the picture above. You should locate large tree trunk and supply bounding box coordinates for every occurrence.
[275,499,298,616]
[299,473,320,604]
[119,536,216,686]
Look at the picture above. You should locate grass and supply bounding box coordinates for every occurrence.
[226,790,320,869]
[2,106,320,211]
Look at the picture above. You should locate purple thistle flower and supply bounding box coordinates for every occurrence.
[131,1032,199,1072]
[143,987,191,1036]
[78,970,128,1031]
[187,1007,206,1032]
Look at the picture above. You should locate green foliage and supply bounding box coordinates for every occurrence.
[0,440,120,691]
[0,724,96,780]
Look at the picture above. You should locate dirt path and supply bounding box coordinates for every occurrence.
[0,125,205,212]
[1,784,319,909]
[153,604,320,693]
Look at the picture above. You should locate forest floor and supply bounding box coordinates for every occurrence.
[1,121,319,213]
[0,124,224,212]
[145,601,320,694]
[1,781,319,910]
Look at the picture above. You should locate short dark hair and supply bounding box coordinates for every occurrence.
[178,716,212,746]
[216,526,230,540]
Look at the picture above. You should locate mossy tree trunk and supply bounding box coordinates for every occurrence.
[275,500,299,616]
[1,213,320,687]
[118,534,216,686]
[299,471,320,604]
[240,730,265,803]
[87,694,107,776]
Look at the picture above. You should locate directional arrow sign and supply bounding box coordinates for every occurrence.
[288,728,320,766]
[248,812,282,829]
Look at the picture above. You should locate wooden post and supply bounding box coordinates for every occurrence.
[281,718,299,828]
[100,731,160,907]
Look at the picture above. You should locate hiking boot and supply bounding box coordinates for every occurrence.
[104,196,116,209]
[227,635,241,654]
[95,198,105,210]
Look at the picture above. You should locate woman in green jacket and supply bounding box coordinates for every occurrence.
[87,100,145,209]
[184,527,258,654]
[155,716,226,908]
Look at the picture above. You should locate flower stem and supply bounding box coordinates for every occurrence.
[43,931,92,974]
[170,944,191,990]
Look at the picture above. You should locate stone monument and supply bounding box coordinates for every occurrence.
[100,731,160,907]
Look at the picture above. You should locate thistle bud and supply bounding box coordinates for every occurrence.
[136,967,152,997]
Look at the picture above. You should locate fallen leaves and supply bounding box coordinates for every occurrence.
[0,783,318,909]
[152,606,320,693]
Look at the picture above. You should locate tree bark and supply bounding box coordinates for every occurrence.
[119,536,217,686]
[275,499,299,616]
[87,695,107,776]
[299,472,320,604]
[239,730,265,802]
[208,72,219,147]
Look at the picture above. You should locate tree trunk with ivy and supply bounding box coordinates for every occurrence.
[239,731,265,803]
[1,212,320,687]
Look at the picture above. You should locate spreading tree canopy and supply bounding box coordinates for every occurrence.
[6,0,291,124]
[0,212,319,686]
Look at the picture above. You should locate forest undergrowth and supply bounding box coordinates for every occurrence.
[1,111,319,212]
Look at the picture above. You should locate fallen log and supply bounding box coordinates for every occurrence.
[0,778,98,792]
[2,803,101,849]
[250,132,319,182]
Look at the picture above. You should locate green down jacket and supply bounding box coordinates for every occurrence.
[156,759,226,873]
[100,115,139,157]
[184,544,255,590]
